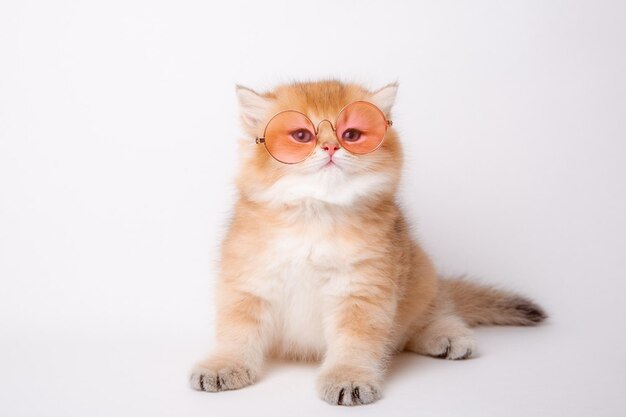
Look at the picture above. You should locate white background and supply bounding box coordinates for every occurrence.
[1,1,625,416]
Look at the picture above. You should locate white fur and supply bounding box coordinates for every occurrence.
[252,168,392,207]
[239,203,350,358]
[235,201,364,359]
[248,148,393,207]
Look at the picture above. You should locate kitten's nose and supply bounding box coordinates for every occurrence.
[322,142,339,157]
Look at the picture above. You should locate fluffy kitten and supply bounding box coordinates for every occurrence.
[189,80,546,406]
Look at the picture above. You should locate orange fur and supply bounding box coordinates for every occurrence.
[190,80,546,406]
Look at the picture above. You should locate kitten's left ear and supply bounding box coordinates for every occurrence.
[370,83,399,116]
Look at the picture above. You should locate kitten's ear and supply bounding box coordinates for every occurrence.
[370,83,399,115]
[235,85,273,132]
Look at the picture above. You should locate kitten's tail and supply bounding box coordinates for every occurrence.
[440,278,547,327]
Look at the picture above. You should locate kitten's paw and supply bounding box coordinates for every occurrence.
[317,366,382,406]
[189,357,256,392]
[428,335,475,360]
[406,315,476,360]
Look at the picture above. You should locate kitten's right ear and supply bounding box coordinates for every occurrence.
[235,85,273,133]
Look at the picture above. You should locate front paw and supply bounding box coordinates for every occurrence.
[317,366,382,406]
[189,356,256,392]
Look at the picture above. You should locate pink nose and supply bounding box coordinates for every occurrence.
[322,143,340,157]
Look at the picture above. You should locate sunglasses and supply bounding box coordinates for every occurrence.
[255,101,393,164]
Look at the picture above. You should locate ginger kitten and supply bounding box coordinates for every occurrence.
[189,80,546,406]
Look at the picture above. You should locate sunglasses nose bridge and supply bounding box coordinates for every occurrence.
[315,119,335,133]
[315,119,340,149]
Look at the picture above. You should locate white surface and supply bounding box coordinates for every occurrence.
[1,1,625,416]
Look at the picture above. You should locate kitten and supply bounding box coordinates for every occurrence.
[189,80,546,406]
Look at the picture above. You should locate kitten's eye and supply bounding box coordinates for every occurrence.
[341,128,362,142]
[291,129,314,143]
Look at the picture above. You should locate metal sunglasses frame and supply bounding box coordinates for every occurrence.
[254,100,393,165]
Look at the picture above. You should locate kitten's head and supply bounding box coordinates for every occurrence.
[235,80,402,207]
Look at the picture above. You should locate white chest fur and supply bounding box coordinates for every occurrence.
[245,203,353,359]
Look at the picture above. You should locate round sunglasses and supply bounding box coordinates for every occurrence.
[255,101,393,164]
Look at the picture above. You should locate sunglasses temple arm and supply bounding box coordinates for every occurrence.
[255,137,265,144]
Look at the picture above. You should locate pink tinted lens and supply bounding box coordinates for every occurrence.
[335,102,388,154]
[264,111,316,163]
